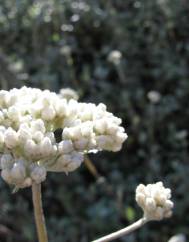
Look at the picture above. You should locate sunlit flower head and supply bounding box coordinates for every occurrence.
[136,182,174,220]
[0,87,127,189]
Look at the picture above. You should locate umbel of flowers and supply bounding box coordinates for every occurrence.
[136,182,174,221]
[0,87,127,189]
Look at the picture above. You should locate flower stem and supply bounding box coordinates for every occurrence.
[92,217,148,242]
[32,183,48,242]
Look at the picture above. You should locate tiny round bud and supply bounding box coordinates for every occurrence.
[33,131,44,143]
[136,193,146,207]
[11,161,26,183]
[59,88,79,101]
[4,128,18,148]
[40,137,53,156]
[41,106,56,121]
[7,106,20,122]
[18,126,32,143]
[31,120,46,133]
[24,139,37,157]
[108,50,122,65]
[30,165,47,184]
[1,154,14,169]
[74,138,88,150]
[94,119,107,134]
[146,198,156,212]
[58,140,73,154]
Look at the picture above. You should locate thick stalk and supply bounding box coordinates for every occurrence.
[32,183,48,242]
[92,217,148,242]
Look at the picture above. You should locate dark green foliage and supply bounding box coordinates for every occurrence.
[0,0,188,241]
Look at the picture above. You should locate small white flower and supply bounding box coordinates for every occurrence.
[18,125,32,143]
[46,132,56,143]
[49,151,84,173]
[96,135,113,150]
[41,106,56,121]
[58,140,73,154]
[32,131,44,143]
[31,120,46,133]
[1,154,14,169]
[59,88,79,101]
[4,128,18,148]
[94,119,107,134]
[54,100,68,117]
[40,137,54,156]
[147,91,161,104]
[7,106,20,122]
[10,161,26,183]
[24,139,37,157]
[108,50,122,65]
[74,138,89,150]
[30,165,47,184]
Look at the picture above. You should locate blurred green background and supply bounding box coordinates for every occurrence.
[0,0,188,241]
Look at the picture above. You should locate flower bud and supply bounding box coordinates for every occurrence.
[108,50,122,65]
[31,120,46,133]
[4,128,18,148]
[55,101,68,117]
[24,139,37,157]
[33,131,44,143]
[59,88,79,101]
[10,161,26,183]
[7,106,20,122]
[18,126,32,143]
[146,198,156,212]
[94,119,107,134]
[40,137,53,156]
[136,193,146,208]
[58,140,73,154]
[74,138,88,150]
[1,154,14,169]
[41,106,56,121]
[30,165,47,183]
[49,152,84,173]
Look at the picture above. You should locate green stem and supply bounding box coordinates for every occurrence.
[32,183,48,242]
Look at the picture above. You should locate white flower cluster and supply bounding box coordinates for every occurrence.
[136,182,174,220]
[0,87,127,188]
